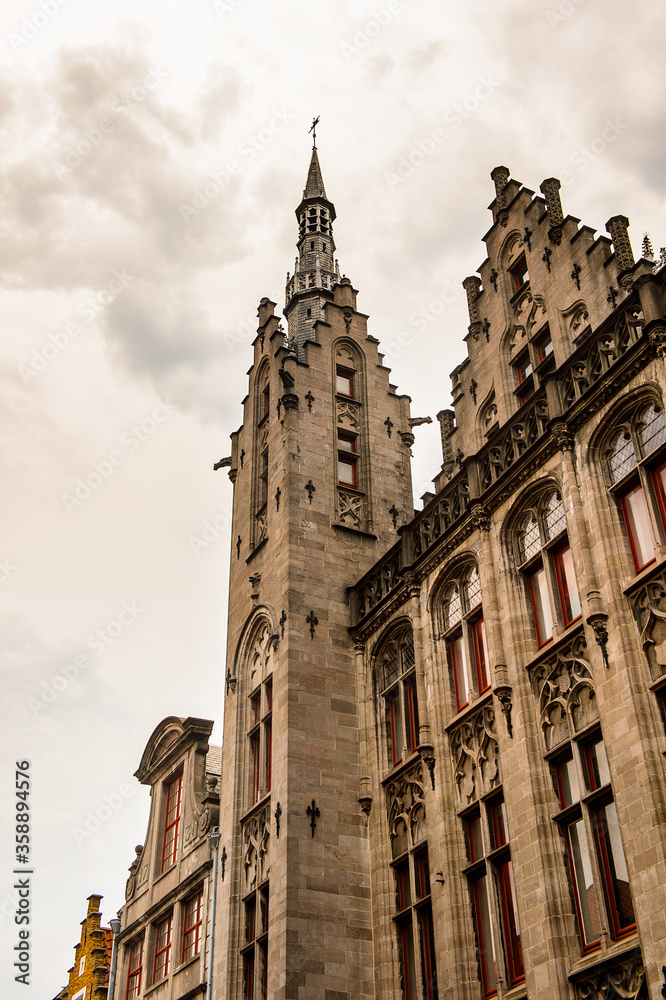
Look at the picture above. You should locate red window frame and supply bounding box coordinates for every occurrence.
[621,483,656,572]
[472,616,490,693]
[398,917,416,1000]
[126,938,143,1000]
[414,848,430,900]
[450,632,469,711]
[417,908,437,1000]
[386,687,403,767]
[496,860,524,987]
[553,542,582,627]
[515,352,532,384]
[264,718,272,792]
[510,256,529,292]
[250,731,261,804]
[527,562,553,647]
[244,953,254,1000]
[337,433,357,487]
[182,891,203,962]
[653,460,666,530]
[488,798,508,851]
[161,774,182,872]
[405,678,419,754]
[153,913,172,983]
[591,803,636,939]
[535,329,553,363]
[563,817,601,952]
[471,874,497,998]
[259,448,269,507]
[395,860,411,912]
[465,809,484,864]
[335,366,354,398]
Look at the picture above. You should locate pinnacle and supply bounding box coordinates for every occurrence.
[303,145,327,201]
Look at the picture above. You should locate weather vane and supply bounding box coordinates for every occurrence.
[309,115,320,146]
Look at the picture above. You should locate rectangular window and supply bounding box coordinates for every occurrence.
[153,913,172,983]
[450,633,470,711]
[395,860,411,911]
[336,367,354,397]
[245,898,256,944]
[472,617,490,693]
[593,801,635,937]
[398,917,417,1000]
[126,939,143,1000]
[471,875,497,997]
[243,953,254,1000]
[536,329,553,363]
[554,543,582,626]
[414,847,430,900]
[182,890,203,962]
[510,257,529,292]
[264,717,272,792]
[527,564,554,646]
[581,738,611,793]
[338,454,356,487]
[622,484,656,571]
[496,860,524,986]
[418,908,437,1000]
[161,774,182,872]
[261,385,270,421]
[555,757,580,809]
[386,687,403,766]
[488,798,508,851]
[250,732,261,804]
[565,818,601,949]
[259,448,268,507]
[516,353,533,383]
[653,461,666,530]
[405,678,419,754]
[465,810,484,864]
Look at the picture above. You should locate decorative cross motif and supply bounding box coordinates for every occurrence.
[236,535,242,559]
[309,115,320,144]
[489,268,498,292]
[305,480,316,503]
[482,317,490,342]
[279,609,287,638]
[306,610,318,639]
[384,416,394,439]
[306,799,320,837]
[305,391,315,412]
[276,398,282,418]
[274,801,282,839]
[542,246,552,272]
[469,379,478,404]
[275,486,281,511]
[523,226,533,251]
[221,845,227,881]
[240,448,245,469]
[389,504,400,529]
[607,285,618,309]
[571,263,581,290]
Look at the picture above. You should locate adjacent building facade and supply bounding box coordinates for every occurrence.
[114,152,666,1000]
[53,894,114,1000]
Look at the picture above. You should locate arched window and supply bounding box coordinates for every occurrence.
[439,564,490,712]
[378,627,419,769]
[603,400,666,572]
[514,490,581,648]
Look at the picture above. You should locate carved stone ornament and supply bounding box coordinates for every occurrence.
[574,954,646,1000]
[242,802,271,891]
[632,570,666,681]
[450,704,500,807]
[494,685,513,738]
[124,845,144,901]
[567,301,590,340]
[337,399,360,428]
[511,290,548,347]
[648,323,666,358]
[338,488,363,527]
[385,760,427,858]
[530,634,597,752]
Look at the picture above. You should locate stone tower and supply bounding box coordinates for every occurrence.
[213,144,416,999]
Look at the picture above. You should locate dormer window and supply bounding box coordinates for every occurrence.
[510,255,529,292]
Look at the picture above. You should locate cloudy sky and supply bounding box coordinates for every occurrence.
[1,0,665,994]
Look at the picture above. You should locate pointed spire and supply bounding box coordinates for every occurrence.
[303,145,328,201]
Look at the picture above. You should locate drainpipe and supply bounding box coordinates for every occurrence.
[107,918,122,1000]
[205,829,221,1000]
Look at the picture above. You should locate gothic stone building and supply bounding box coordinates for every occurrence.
[114,153,666,1000]
[53,894,114,1000]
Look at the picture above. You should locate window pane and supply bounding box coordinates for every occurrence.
[182,892,203,961]
[622,484,656,571]
[528,565,553,646]
[472,875,497,996]
[415,848,430,900]
[417,907,438,1000]
[336,369,353,396]
[609,431,637,483]
[497,860,524,986]
[338,433,355,452]
[472,618,490,693]
[567,819,601,948]
[401,632,415,671]
[264,719,272,792]
[488,798,508,851]
[639,404,666,456]
[465,811,484,864]
[654,462,666,530]
[395,860,411,911]
[384,643,400,687]
[450,634,470,710]
[386,688,403,766]
[244,953,254,1000]
[582,739,611,792]
[465,567,482,610]
[594,801,635,935]
[405,679,419,753]
[251,733,260,803]
[519,513,540,562]
[554,543,581,625]
[444,585,462,630]
[338,456,356,486]
[544,492,566,540]
[398,918,417,1000]
[556,758,580,809]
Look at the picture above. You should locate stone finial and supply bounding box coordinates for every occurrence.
[463,276,482,325]
[606,215,635,272]
[437,409,455,480]
[491,166,510,227]
[540,177,564,227]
